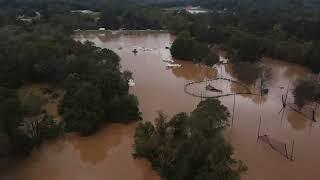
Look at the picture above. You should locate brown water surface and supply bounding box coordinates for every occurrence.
[3,31,320,180]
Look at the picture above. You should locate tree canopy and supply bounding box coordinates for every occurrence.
[293,77,320,108]
[134,99,246,180]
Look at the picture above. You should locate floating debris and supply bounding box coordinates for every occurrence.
[206,84,223,92]
[166,63,181,68]
[133,49,138,54]
[219,56,228,64]
[142,47,152,51]
[163,59,174,63]
[128,79,135,87]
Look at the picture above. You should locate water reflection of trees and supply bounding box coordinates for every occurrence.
[65,124,133,165]
[171,60,217,81]
[229,62,272,88]
[287,110,309,131]
[263,57,312,90]
[226,63,269,104]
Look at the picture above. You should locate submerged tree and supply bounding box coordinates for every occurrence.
[231,62,271,90]
[170,31,210,63]
[202,51,219,85]
[257,64,272,94]
[133,99,246,180]
[293,77,320,121]
[293,77,320,108]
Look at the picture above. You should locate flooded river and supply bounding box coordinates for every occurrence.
[3,31,320,180]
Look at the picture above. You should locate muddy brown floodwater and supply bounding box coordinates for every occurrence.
[3,31,320,180]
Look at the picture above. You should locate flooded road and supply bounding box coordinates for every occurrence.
[3,31,320,180]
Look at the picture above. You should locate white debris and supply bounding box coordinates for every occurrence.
[163,59,174,63]
[128,79,136,87]
[219,56,228,64]
[166,63,181,68]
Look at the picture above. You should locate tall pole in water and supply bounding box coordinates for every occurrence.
[280,108,285,127]
[231,93,236,127]
[291,139,295,161]
[257,117,262,142]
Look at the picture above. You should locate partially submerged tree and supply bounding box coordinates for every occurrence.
[202,51,219,85]
[293,77,320,121]
[19,112,63,148]
[170,31,211,63]
[133,99,246,180]
[257,64,272,94]
[231,62,272,90]
[122,70,133,81]
[0,87,64,155]
[293,77,320,108]
[202,51,220,67]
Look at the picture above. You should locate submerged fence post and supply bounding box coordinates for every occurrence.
[231,94,236,127]
[257,117,262,142]
[312,102,318,121]
[285,81,290,106]
[291,139,295,161]
[282,95,286,108]
[309,121,313,136]
[285,144,288,159]
[280,108,285,127]
[281,81,291,109]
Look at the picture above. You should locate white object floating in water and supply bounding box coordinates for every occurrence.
[128,79,135,87]
[166,63,181,68]
[142,47,152,51]
[163,59,174,63]
[219,56,228,63]
[99,28,106,31]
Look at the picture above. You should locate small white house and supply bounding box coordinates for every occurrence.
[99,28,106,31]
